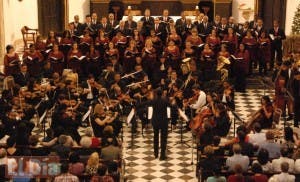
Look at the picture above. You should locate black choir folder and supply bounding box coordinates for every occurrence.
[231,55,244,62]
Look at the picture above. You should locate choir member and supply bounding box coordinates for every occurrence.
[159,9,173,24]
[142,39,157,79]
[140,8,154,37]
[108,13,119,28]
[254,18,265,38]
[82,14,93,35]
[35,35,47,52]
[99,16,112,35]
[4,45,20,76]
[167,28,182,47]
[112,31,127,63]
[124,40,139,73]
[269,20,286,69]
[183,18,195,37]
[136,21,147,39]
[182,41,196,59]
[86,45,101,78]
[80,30,93,55]
[125,14,137,32]
[60,30,73,58]
[175,11,186,28]
[164,40,181,70]
[148,29,163,56]
[67,42,85,74]
[222,27,238,54]
[218,44,230,58]
[201,44,215,80]
[228,16,238,32]
[217,17,228,39]
[198,16,212,42]
[242,30,257,75]
[105,42,119,63]
[95,29,110,57]
[206,29,221,55]
[46,31,59,49]
[70,15,84,37]
[91,12,100,37]
[238,21,250,39]
[153,17,167,45]
[22,44,44,78]
[258,31,271,75]
[194,13,204,26]
[132,29,144,52]
[48,44,65,75]
[114,21,129,37]
[233,43,250,92]
[186,28,203,48]
[212,14,221,27]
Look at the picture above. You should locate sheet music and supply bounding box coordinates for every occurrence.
[167,107,171,119]
[148,107,153,120]
[39,110,47,123]
[269,34,275,40]
[178,109,189,122]
[81,109,91,122]
[127,108,135,124]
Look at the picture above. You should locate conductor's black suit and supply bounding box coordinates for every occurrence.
[149,92,169,159]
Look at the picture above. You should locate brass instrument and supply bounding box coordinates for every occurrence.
[217,56,231,81]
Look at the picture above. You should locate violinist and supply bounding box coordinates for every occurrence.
[164,70,183,93]
[219,81,235,111]
[82,74,102,106]
[168,83,183,128]
[48,44,65,75]
[22,44,44,78]
[188,84,207,113]
[98,63,115,88]
[4,45,20,76]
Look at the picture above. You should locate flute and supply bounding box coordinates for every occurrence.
[121,70,142,79]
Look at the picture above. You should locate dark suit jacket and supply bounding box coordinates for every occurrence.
[70,22,84,36]
[150,96,169,129]
[153,23,167,40]
[14,72,30,87]
[140,16,155,36]
[269,27,286,47]
[99,23,113,34]
[159,16,173,23]
[175,18,186,27]
[197,22,213,35]
[125,20,137,30]
[108,20,119,28]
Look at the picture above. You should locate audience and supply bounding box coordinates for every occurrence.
[272,147,295,173]
[227,164,245,182]
[253,148,273,173]
[85,152,100,175]
[54,162,79,182]
[259,131,281,159]
[251,163,268,182]
[69,152,85,176]
[248,122,266,147]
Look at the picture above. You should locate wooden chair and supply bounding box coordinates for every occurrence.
[21,26,38,51]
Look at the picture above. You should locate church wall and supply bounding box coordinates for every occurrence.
[68,0,90,23]
[285,0,298,35]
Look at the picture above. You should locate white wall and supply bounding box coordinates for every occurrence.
[68,0,90,23]
[285,0,299,35]
[3,0,38,46]
[232,0,255,23]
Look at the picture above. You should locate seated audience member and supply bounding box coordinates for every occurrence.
[52,135,72,160]
[272,147,295,173]
[54,162,79,182]
[198,146,221,175]
[282,127,298,155]
[84,127,100,148]
[237,130,254,157]
[226,144,249,172]
[107,161,120,182]
[253,148,273,173]
[251,163,268,182]
[69,152,85,176]
[248,122,266,147]
[259,130,281,159]
[91,164,114,182]
[206,167,226,182]
[270,162,295,182]
[100,135,121,161]
[227,164,245,182]
[86,152,100,175]
[211,136,224,155]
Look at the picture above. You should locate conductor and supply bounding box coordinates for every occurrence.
[150,89,170,160]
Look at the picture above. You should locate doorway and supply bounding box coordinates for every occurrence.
[38,0,67,36]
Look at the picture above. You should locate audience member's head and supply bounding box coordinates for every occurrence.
[252,163,263,174]
[204,145,214,157]
[80,136,92,148]
[257,148,270,165]
[281,162,289,173]
[265,131,275,141]
[87,152,99,167]
[0,148,7,159]
[253,123,262,133]
[69,152,80,164]
[60,162,70,174]
[232,144,242,154]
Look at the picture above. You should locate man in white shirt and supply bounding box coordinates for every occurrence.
[189,84,206,111]
[248,123,266,147]
[272,147,295,173]
[271,162,295,182]
[226,144,250,172]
